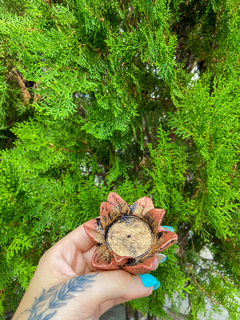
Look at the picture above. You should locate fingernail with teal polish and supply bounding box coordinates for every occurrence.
[162,226,175,232]
[153,281,160,290]
[157,254,167,264]
[140,274,158,288]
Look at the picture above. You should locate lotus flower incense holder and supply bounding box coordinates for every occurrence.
[83,192,178,274]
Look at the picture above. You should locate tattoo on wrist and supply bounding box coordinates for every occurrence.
[15,274,97,320]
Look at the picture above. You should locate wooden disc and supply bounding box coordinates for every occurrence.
[106,216,153,258]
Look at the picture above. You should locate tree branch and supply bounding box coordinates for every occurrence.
[84,6,105,22]
[191,272,222,306]
[44,0,52,8]
[143,10,153,32]
[48,143,89,154]
[201,260,238,287]
[230,1,240,15]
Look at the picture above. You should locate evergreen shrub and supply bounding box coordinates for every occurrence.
[0,0,240,319]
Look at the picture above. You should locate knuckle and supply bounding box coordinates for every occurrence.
[114,269,133,289]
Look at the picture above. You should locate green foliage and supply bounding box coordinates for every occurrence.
[1,0,240,319]
[0,0,35,149]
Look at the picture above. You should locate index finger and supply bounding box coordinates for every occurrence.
[60,223,95,253]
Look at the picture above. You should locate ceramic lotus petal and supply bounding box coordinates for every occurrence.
[84,192,178,275]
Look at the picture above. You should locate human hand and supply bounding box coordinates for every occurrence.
[13,223,173,320]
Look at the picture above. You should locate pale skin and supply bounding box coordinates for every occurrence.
[12,223,163,320]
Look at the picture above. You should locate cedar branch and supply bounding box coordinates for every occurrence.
[85,6,105,22]
[143,10,153,32]
[9,69,31,105]
[191,272,222,306]
[230,1,240,15]
[201,260,238,287]
[48,143,89,153]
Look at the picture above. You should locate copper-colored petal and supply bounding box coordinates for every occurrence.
[113,252,132,266]
[92,246,118,270]
[141,208,165,237]
[107,192,130,215]
[100,202,122,230]
[131,197,154,218]
[123,257,154,275]
[151,231,178,254]
[83,218,105,245]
